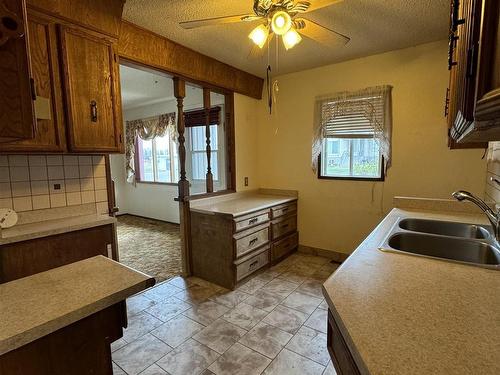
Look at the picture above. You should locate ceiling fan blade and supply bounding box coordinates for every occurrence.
[301,0,343,13]
[295,17,350,46]
[179,14,262,29]
[248,33,275,60]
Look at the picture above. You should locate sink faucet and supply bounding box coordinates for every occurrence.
[452,190,500,241]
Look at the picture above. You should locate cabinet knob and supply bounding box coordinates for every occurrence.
[0,1,25,47]
[90,100,97,122]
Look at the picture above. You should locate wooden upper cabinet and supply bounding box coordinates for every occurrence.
[0,0,35,141]
[58,26,123,153]
[1,11,66,152]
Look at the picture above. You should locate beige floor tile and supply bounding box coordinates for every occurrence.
[281,291,323,315]
[222,302,268,330]
[112,333,172,375]
[261,278,298,299]
[113,362,126,375]
[208,342,271,375]
[296,279,324,299]
[145,297,192,322]
[286,326,330,366]
[122,311,163,342]
[175,284,219,304]
[210,289,251,308]
[151,314,205,348]
[143,282,182,302]
[322,361,337,375]
[244,289,284,312]
[167,276,194,290]
[193,319,247,354]
[111,337,128,352]
[318,299,329,310]
[201,370,216,375]
[183,300,230,326]
[237,278,269,294]
[139,364,168,374]
[156,338,219,375]
[238,322,293,359]
[263,348,325,375]
[263,305,309,334]
[304,308,328,334]
[278,270,311,284]
[127,294,157,316]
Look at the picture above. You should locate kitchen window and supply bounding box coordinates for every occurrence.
[314,85,392,180]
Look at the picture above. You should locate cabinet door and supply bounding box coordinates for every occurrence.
[0,0,35,141]
[1,11,66,152]
[59,26,123,153]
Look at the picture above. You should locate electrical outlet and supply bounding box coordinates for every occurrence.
[244,177,249,187]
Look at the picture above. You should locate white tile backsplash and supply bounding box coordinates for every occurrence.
[0,154,109,216]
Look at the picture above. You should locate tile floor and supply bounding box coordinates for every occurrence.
[112,252,340,375]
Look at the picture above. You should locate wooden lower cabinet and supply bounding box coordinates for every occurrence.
[0,224,115,283]
[327,310,361,375]
[190,200,298,289]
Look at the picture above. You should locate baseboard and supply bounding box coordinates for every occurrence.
[297,244,349,263]
[117,213,180,226]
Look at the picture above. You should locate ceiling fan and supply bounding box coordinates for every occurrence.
[179,0,350,52]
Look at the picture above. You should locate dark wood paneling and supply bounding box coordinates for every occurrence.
[0,225,114,283]
[117,21,264,100]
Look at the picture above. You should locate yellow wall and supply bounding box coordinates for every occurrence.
[252,40,487,254]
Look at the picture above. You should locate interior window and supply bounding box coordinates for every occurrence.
[136,131,178,183]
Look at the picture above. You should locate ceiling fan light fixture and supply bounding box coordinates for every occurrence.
[248,24,269,48]
[283,28,302,50]
[271,10,292,35]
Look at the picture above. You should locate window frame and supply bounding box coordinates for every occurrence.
[134,132,179,186]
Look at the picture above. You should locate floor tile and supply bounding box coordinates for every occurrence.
[112,333,172,375]
[113,362,126,375]
[318,299,329,310]
[167,275,194,290]
[304,308,328,334]
[156,338,219,375]
[222,302,267,330]
[111,337,128,352]
[237,278,268,294]
[201,370,216,375]
[296,278,324,299]
[175,284,219,304]
[263,305,309,334]
[145,297,192,322]
[261,278,298,299]
[286,326,330,366]
[244,289,284,312]
[143,282,182,302]
[278,270,311,284]
[208,342,271,375]
[183,300,230,326]
[263,348,325,375]
[139,364,168,374]
[151,314,205,348]
[239,322,293,359]
[193,319,247,354]
[122,311,163,342]
[127,294,157,316]
[210,289,250,308]
[322,361,337,375]
[281,291,322,315]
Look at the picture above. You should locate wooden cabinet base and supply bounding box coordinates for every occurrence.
[327,310,361,375]
[0,304,123,375]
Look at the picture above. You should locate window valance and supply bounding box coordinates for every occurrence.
[312,85,393,175]
[184,106,221,127]
[125,112,176,184]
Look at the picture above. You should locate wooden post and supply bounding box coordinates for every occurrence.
[204,88,214,193]
[173,77,191,276]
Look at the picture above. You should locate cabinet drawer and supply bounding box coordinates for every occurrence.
[235,247,270,281]
[271,202,297,219]
[235,227,269,258]
[234,210,270,232]
[272,215,297,240]
[327,310,361,375]
[271,232,298,261]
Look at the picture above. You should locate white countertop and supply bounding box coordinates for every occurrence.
[0,256,154,356]
[323,208,500,375]
[0,214,116,246]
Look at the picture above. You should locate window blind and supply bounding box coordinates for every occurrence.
[184,106,221,128]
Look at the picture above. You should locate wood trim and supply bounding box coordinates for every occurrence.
[225,93,237,191]
[116,213,180,227]
[117,21,264,100]
[204,88,214,193]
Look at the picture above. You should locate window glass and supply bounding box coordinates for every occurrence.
[138,138,154,182]
[155,135,171,182]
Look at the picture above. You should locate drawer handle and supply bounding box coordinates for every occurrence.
[249,260,259,270]
[249,218,258,225]
[249,238,258,246]
[90,100,98,122]
[282,208,288,213]
[281,224,289,229]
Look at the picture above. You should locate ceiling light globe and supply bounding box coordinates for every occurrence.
[249,24,269,48]
[283,28,302,50]
[271,11,292,35]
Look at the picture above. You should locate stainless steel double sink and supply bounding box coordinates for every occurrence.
[379,218,500,270]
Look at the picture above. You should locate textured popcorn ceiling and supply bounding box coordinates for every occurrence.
[123,0,449,77]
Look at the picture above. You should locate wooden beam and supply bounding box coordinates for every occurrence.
[204,88,214,193]
[117,21,264,100]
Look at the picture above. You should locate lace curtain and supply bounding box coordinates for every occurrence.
[125,112,176,184]
[312,85,393,175]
